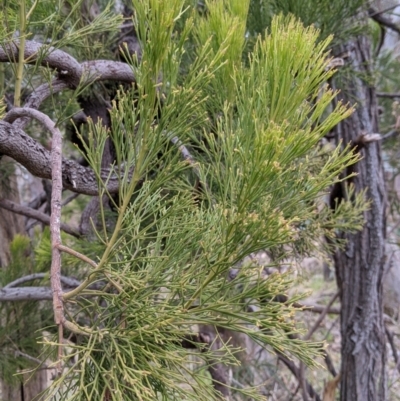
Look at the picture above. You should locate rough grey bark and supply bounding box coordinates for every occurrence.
[0,121,131,195]
[330,33,387,401]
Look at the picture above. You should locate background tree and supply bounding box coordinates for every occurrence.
[0,0,372,400]
[247,1,400,401]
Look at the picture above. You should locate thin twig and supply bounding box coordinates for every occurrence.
[324,350,338,378]
[376,92,400,98]
[62,192,80,206]
[4,273,81,289]
[369,5,399,17]
[369,8,400,34]
[0,198,80,238]
[15,350,48,367]
[58,241,123,293]
[299,303,340,315]
[57,244,98,269]
[303,291,340,341]
[28,191,47,209]
[277,353,321,401]
[382,129,400,142]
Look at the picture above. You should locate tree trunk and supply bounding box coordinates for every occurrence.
[330,34,387,400]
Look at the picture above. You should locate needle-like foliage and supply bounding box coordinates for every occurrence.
[0,1,367,400]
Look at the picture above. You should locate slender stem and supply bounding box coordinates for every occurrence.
[48,106,64,375]
[26,0,39,21]
[14,0,27,107]
[0,198,80,238]
[57,244,98,269]
[63,138,148,300]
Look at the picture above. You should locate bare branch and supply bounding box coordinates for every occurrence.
[27,191,47,209]
[14,79,69,130]
[0,40,135,129]
[14,61,135,130]
[0,281,105,301]
[0,286,53,301]
[277,353,321,401]
[4,273,81,289]
[382,129,400,142]
[0,41,83,86]
[61,192,80,206]
[376,92,400,98]
[81,59,135,83]
[15,350,48,368]
[0,120,131,195]
[303,291,339,341]
[369,5,399,17]
[57,244,98,269]
[4,107,57,126]
[0,42,136,88]
[7,106,78,371]
[0,198,80,238]
[369,7,400,34]
[299,303,340,315]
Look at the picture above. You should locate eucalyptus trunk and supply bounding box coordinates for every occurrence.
[330,33,387,401]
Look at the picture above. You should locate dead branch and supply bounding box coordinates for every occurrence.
[324,351,338,378]
[376,92,400,99]
[0,198,80,238]
[0,281,105,301]
[4,273,81,289]
[0,40,135,132]
[0,286,53,301]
